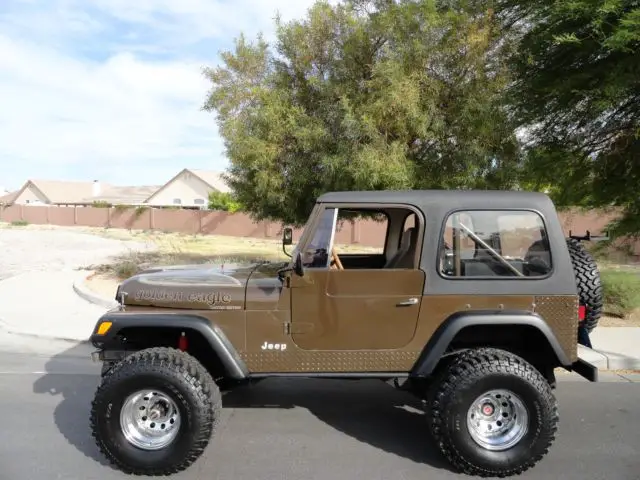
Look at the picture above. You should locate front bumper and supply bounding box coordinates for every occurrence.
[91,348,129,363]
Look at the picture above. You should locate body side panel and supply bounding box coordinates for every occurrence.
[235,294,571,374]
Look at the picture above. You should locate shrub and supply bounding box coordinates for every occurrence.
[208,191,244,213]
[114,260,140,279]
[600,269,640,317]
[10,220,28,226]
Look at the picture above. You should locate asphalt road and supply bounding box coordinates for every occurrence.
[0,339,638,480]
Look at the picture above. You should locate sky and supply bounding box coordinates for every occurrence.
[0,0,326,192]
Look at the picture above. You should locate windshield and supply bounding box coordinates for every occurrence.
[288,205,318,259]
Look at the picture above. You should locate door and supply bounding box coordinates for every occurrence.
[289,206,425,351]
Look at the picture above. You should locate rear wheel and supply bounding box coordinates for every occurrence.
[430,348,558,477]
[90,347,221,475]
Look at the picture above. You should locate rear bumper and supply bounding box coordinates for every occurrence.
[570,357,598,382]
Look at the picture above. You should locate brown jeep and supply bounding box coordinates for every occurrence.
[88,189,601,478]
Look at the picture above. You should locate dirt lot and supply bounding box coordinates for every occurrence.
[599,310,640,327]
[0,222,379,298]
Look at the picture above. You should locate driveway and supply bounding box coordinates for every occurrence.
[0,227,152,339]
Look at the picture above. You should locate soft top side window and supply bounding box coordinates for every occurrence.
[440,210,552,278]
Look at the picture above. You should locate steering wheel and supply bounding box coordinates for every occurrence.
[330,246,344,270]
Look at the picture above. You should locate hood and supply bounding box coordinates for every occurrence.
[117,262,262,310]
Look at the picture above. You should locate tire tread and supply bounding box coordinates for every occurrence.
[90,347,222,476]
[430,347,558,478]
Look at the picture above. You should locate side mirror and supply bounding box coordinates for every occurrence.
[282,227,293,246]
[294,251,304,276]
[282,227,293,258]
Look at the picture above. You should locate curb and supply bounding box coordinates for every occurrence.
[578,345,640,370]
[72,270,119,309]
[597,350,640,370]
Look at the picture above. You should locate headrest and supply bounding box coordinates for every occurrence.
[402,227,416,248]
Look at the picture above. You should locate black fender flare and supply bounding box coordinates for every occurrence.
[90,312,249,380]
[410,310,572,377]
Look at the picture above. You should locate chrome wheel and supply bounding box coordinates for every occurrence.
[119,389,181,450]
[466,389,529,451]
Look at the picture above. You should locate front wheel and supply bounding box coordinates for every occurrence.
[90,347,222,475]
[429,348,558,477]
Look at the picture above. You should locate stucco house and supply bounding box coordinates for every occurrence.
[3,179,159,207]
[143,168,231,209]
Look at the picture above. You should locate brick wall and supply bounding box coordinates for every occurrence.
[0,204,377,245]
[0,204,636,255]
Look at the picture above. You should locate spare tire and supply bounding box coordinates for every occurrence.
[565,238,603,333]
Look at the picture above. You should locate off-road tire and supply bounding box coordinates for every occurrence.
[423,352,460,431]
[566,238,603,332]
[90,347,222,475]
[430,348,558,477]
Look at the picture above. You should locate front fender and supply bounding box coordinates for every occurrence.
[410,310,572,377]
[90,312,248,380]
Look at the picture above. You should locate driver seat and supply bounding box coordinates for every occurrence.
[385,227,418,269]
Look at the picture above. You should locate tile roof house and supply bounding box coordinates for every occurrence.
[143,168,231,209]
[4,179,160,206]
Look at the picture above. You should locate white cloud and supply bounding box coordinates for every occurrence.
[85,0,324,46]
[0,0,327,190]
[0,34,221,187]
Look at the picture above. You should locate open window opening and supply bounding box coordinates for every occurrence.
[300,205,423,270]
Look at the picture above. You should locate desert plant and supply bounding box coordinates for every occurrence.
[600,269,640,318]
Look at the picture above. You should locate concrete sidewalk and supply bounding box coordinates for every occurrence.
[587,327,640,370]
[0,270,105,342]
[0,270,639,371]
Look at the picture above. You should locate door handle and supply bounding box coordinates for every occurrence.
[397,297,419,307]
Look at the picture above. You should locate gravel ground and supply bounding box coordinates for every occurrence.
[0,228,153,281]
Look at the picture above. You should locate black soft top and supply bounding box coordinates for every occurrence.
[317,189,574,296]
[317,189,554,211]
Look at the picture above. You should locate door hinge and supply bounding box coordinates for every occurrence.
[283,322,291,335]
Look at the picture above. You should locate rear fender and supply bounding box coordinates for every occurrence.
[410,310,573,378]
[90,312,248,380]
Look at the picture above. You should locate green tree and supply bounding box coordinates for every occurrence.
[203,0,523,225]
[207,191,244,213]
[499,0,640,234]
